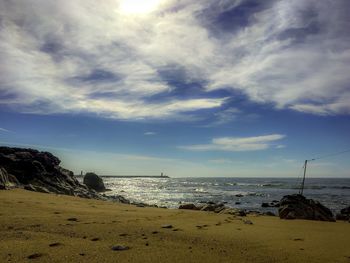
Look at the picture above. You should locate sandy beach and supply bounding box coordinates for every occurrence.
[0,189,349,263]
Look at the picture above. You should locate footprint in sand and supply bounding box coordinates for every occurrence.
[293,238,304,241]
[67,218,78,222]
[49,242,62,247]
[196,224,209,229]
[27,253,43,259]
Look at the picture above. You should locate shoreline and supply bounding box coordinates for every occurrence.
[1,189,350,262]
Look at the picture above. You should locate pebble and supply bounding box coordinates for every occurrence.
[243,220,253,225]
[111,245,130,251]
[67,218,78,222]
[161,224,173,229]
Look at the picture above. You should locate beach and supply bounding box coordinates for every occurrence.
[1,189,349,263]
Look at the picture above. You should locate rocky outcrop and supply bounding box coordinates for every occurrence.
[178,202,246,216]
[0,146,102,199]
[83,172,106,192]
[336,206,350,221]
[278,194,335,222]
[179,203,200,210]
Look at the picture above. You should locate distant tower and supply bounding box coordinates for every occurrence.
[80,170,83,176]
[161,172,164,177]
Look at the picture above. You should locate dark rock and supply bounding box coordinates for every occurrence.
[243,219,253,225]
[336,206,350,221]
[278,194,335,222]
[111,245,129,251]
[238,210,247,216]
[24,184,50,193]
[264,211,276,216]
[201,203,225,212]
[262,201,280,208]
[219,208,246,216]
[0,146,108,200]
[161,224,173,229]
[179,203,199,210]
[0,167,12,189]
[341,206,350,215]
[83,172,106,192]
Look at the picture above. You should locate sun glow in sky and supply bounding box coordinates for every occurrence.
[119,0,162,14]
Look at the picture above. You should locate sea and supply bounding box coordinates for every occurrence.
[95,177,350,214]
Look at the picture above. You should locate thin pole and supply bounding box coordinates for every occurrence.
[300,160,308,195]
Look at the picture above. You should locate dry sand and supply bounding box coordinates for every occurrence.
[0,189,349,263]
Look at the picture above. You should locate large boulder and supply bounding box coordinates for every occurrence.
[83,172,106,192]
[278,194,334,222]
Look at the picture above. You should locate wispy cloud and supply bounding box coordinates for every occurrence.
[144,131,157,136]
[0,128,10,132]
[179,134,286,152]
[0,0,349,119]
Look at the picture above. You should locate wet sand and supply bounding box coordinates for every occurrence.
[0,189,349,262]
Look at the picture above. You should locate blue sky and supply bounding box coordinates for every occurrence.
[0,0,350,177]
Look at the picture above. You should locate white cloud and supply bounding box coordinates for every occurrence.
[0,128,10,132]
[179,134,286,152]
[0,0,349,119]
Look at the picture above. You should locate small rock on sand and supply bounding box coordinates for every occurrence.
[161,224,173,229]
[111,245,130,251]
[91,238,100,241]
[243,219,253,225]
[67,218,78,221]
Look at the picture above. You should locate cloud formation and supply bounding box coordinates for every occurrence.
[0,0,349,120]
[179,134,286,152]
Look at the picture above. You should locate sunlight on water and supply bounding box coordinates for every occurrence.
[89,177,350,212]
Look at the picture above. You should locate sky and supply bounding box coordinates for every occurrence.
[0,0,350,177]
